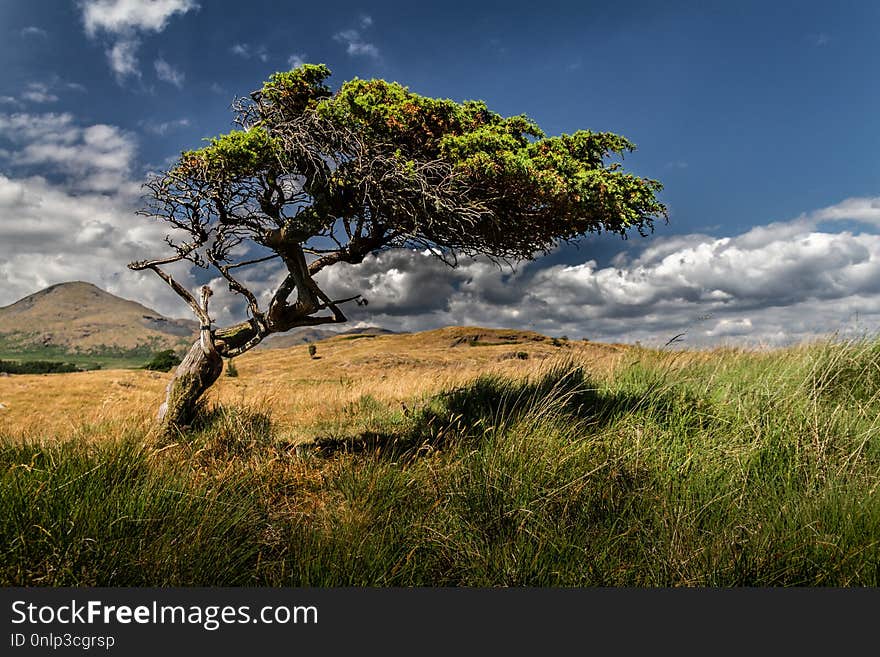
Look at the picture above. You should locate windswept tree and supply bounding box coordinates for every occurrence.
[131,64,666,432]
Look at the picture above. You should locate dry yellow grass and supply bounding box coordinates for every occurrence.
[0,327,629,441]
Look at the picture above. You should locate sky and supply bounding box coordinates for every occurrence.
[1,0,879,347]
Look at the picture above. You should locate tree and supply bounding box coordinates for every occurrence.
[130,64,666,433]
[143,349,182,372]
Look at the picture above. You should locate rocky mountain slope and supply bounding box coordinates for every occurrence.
[0,281,197,360]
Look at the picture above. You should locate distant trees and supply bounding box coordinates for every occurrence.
[131,63,666,433]
[143,349,182,372]
[0,360,83,374]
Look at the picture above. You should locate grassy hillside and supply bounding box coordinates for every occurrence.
[2,328,880,585]
[0,281,196,367]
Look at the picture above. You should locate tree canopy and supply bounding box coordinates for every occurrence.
[130,63,666,430]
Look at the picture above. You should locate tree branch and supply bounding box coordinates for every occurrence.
[128,260,208,325]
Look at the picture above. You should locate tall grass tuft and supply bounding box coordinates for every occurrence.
[4,337,880,585]
[0,437,269,585]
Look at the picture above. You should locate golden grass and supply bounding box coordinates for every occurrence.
[0,327,632,440]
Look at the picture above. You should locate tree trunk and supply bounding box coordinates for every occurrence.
[152,304,341,434]
[157,338,223,434]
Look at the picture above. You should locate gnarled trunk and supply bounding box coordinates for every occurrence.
[158,338,223,433]
[151,276,347,434]
[157,317,264,434]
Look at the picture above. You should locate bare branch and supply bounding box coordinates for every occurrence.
[226,253,281,270]
[128,262,208,325]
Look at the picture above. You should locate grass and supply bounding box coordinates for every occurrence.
[0,346,153,370]
[2,331,880,585]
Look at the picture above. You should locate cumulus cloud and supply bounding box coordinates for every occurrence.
[0,112,137,193]
[0,173,196,318]
[154,57,185,87]
[80,0,198,36]
[4,105,880,347]
[78,0,198,81]
[306,197,880,346]
[0,110,203,317]
[333,16,379,58]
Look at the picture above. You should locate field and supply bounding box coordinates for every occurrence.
[2,327,880,586]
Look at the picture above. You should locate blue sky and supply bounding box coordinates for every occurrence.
[1,1,879,346]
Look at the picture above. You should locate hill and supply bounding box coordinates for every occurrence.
[0,281,197,367]
[257,325,398,349]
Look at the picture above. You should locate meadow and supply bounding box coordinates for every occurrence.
[2,327,879,586]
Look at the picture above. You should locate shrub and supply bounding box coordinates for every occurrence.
[142,349,181,372]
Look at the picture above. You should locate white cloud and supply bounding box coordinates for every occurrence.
[0,110,201,317]
[0,172,196,318]
[6,106,880,348]
[78,0,198,81]
[154,57,185,87]
[230,43,269,62]
[139,117,190,135]
[105,38,141,80]
[308,196,880,346]
[80,0,198,36]
[287,53,308,69]
[20,26,48,39]
[334,29,379,58]
[0,112,137,193]
[2,79,83,107]
[20,83,59,104]
[333,17,380,59]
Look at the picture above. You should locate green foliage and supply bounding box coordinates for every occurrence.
[308,344,317,359]
[179,128,279,180]
[143,349,182,372]
[164,62,666,262]
[226,359,239,377]
[259,64,332,114]
[0,360,81,374]
[319,74,665,253]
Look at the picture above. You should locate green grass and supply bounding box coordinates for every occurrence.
[0,336,179,369]
[3,338,880,585]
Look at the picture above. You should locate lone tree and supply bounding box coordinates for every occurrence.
[131,64,666,433]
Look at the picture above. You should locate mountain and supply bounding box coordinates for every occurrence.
[257,325,398,350]
[0,281,197,363]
